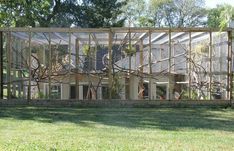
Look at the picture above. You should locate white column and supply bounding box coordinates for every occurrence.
[150,79,157,99]
[119,76,126,100]
[79,85,83,100]
[97,86,102,100]
[129,75,139,100]
[62,82,70,99]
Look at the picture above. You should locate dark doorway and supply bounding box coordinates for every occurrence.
[70,85,76,99]
[143,83,148,99]
[83,85,92,100]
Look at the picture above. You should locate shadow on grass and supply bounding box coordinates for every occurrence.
[0,106,233,131]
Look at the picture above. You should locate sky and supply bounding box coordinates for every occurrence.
[206,0,234,8]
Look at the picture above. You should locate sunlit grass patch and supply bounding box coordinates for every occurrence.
[0,107,233,150]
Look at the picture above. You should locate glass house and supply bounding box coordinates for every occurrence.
[0,27,232,101]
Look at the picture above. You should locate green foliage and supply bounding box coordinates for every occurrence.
[37,92,48,99]
[122,0,147,27]
[111,73,124,99]
[219,4,234,30]
[207,6,224,28]
[82,44,96,72]
[194,42,209,54]
[181,89,198,100]
[207,4,234,29]
[101,74,124,100]
[148,0,206,27]
[82,44,90,56]
[1,0,232,29]
[138,16,155,27]
[0,0,126,28]
[124,45,136,56]
[156,86,167,99]
[82,45,96,57]
[0,0,73,27]
[73,0,127,27]
[1,0,233,30]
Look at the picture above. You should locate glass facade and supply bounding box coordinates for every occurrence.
[0,28,232,100]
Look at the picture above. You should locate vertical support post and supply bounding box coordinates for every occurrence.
[159,45,163,99]
[48,32,52,99]
[108,30,113,100]
[188,32,192,100]
[171,37,174,72]
[68,31,71,99]
[12,39,16,97]
[128,29,132,99]
[148,30,152,100]
[0,32,3,99]
[139,39,144,99]
[27,30,32,100]
[75,38,80,100]
[227,30,232,100]
[168,30,172,100]
[7,31,11,99]
[87,33,91,100]
[88,34,91,74]
[18,40,22,98]
[209,31,212,100]
[21,40,24,98]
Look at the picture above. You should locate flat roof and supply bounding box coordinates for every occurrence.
[1,27,230,45]
[0,27,232,32]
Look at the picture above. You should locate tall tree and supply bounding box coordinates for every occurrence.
[0,0,127,28]
[148,0,173,27]
[148,0,206,27]
[0,0,77,27]
[72,0,127,28]
[122,0,148,27]
[207,4,234,29]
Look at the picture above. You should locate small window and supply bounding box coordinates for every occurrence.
[156,85,167,99]
[46,84,61,99]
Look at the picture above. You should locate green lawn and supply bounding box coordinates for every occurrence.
[0,107,234,151]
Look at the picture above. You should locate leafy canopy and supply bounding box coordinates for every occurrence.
[207,4,234,29]
[0,0,126,28]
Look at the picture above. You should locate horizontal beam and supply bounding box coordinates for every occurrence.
[0,27,232,33]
